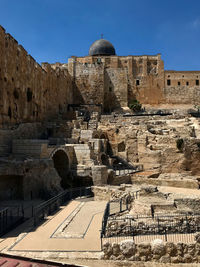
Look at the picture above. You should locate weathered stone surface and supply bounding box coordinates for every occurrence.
[120,240,135,257]
[151,239,166,257]
[165,242,177,257]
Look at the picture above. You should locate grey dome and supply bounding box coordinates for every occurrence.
[89,39,116,56]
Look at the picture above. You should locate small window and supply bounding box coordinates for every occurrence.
[136,80,140,86]
[27,88,33,102]
[109,87,112,92]
[168,75,170,78]
[186,81,189,86]
[8,106,12,119]
[13,89,19,99]
[178,81,181,86]
[167,79,171,86]
[196,80,199,86]
[182,75,184,77]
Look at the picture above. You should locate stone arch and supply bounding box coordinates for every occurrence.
[101,153,109,166]
[100,133,107,139]
[51,149,71,189]
[93,133,100,139]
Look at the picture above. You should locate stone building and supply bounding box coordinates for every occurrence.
[1,25,200,200]
[1,25,200,127]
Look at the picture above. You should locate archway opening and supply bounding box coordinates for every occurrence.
[101,154,109,166]
[52,150,71,189]
[100,134,106,139]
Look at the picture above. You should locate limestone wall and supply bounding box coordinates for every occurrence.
[104,68,128,111]
[103,237,200,263]
[68,59,104,106]
[0,26,73,125]
[70,55,165,109]
[164,71,200,105]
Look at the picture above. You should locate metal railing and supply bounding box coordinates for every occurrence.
[0,206,24,237]
[113,164,143,176]
[0,187,93,235]
[33,186,93,226]
[100,196,132,248]
[101,213,200,246]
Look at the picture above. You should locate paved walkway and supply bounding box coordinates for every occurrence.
[0,199,107,254]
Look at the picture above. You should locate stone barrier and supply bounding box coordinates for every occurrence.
[102,233,200,263]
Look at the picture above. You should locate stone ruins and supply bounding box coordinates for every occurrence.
[1,25,200,265]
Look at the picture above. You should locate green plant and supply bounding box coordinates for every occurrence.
[176,138,184,151]
[129,99,142,112]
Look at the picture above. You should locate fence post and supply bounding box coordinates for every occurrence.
[157,218,160,233]
[100,230,103,250]
[164,227,167,242]
[126,198,128,210]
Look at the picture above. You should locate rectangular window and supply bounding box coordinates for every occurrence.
[196,80,199,86]
[167,79,171,86]
[186,81,189,86]
[136,80,140,86]
[178,81,181,86]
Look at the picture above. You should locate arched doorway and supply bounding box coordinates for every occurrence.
[52,150,71,189]
[100,134,106,139]
[101,153,109,166]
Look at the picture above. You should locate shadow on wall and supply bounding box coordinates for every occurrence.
[52,150,71,189]
[0,175,23,200]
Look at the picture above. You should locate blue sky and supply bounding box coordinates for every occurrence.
[0,0,200,70]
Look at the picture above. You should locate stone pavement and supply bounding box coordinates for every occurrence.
[0,198,107,257]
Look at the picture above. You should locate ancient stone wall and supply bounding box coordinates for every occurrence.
[0,26,73,126]
[71,54,165,110]
[68,59,104,106]
[127,55,165,105]
[163,71,200,105]
[103,236,200,263]
[104,68,128,111]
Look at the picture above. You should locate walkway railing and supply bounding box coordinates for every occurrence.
[113,163,143,176]
[33,186,93,226]
[0,206,24,237]
[100,195,134,248]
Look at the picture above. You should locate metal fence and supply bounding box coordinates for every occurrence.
[33,186,93,226]
[0,186,93,235]
[0,206,24,237]
[113,164,143,176]
[100,196,132,248]
[101,213,200,246]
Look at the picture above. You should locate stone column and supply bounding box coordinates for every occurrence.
[92,165,108,185]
